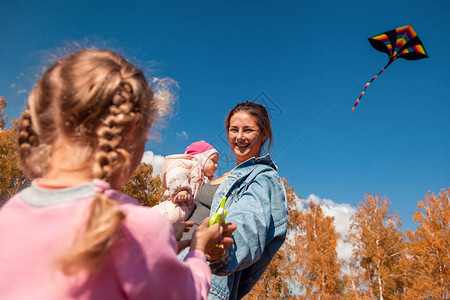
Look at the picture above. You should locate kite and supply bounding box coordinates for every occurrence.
[352,25,428,111]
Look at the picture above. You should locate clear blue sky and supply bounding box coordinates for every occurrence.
[1,0,449,230]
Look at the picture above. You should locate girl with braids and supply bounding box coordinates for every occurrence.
[0,49,235,299]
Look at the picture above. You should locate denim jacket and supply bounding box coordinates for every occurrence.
[208,154,288,300]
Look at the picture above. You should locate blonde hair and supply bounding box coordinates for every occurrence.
[17,49,156,274]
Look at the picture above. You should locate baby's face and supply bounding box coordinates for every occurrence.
[203,153,219,178]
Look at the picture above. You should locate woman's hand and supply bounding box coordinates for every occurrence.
[205,222,236,260]
[173,221,194,254]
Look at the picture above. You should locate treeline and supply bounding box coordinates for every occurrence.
[1,97,449,299]
[245,183,449,300]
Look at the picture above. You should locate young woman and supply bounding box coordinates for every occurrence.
[186,101,288,299]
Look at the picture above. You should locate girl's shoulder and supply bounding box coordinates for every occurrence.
[114,194,175,244]
[112,193,167,223]
[104,188,171,230]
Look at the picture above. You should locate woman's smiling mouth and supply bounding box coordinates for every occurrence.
[236,143,249,151]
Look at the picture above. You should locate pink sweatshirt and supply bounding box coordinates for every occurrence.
[0,180,211,299]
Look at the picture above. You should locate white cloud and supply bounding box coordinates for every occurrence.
[176,131,188,140]
[141,151,165,177]
[301,194,356,262]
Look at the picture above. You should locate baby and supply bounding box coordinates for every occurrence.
[154,141,219,223]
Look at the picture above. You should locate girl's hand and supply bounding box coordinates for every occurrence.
[190,218,223,254]
[173,221,194,254]
[205,222,236,260]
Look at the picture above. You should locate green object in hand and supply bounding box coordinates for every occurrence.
[209,196,227,226]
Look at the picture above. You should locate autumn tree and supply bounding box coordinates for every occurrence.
[0,97,31,205]
[347,194,407,300]
[404,188,449,299]
[245,178,298,299]
[344,260,365,300]
[121,162,164,207]
[293,200,344,299]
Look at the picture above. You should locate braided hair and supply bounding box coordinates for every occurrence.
[18,49,156,274]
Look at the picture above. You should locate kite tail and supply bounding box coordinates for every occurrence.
[352,60,393,111]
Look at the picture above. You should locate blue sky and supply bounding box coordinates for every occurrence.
[1,0,449,231]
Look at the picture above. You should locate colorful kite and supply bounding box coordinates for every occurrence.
[352,25,428,111]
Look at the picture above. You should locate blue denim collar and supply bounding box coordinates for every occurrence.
[233,153,277,172]
[211,154,277,215]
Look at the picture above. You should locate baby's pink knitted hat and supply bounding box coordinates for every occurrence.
[185,141,218,168]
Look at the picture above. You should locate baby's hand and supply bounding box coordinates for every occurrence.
[173,190,191,203]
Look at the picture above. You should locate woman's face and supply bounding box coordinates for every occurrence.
[228,111,265,165]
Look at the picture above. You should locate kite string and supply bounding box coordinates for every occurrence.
[274,83,358,161]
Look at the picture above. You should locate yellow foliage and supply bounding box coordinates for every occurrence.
[405,189,450,299]
[120,162,165,207]
[245,179,345,299]
[347,194,407,299]
[0,97,31,205]
[294,201,344,299]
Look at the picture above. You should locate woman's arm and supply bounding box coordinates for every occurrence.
[209,171,287,275]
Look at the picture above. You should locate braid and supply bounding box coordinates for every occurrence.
[17,108,45,179]
[61,78,142,274]
[60,193,125,275]
[93,81,137,184]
